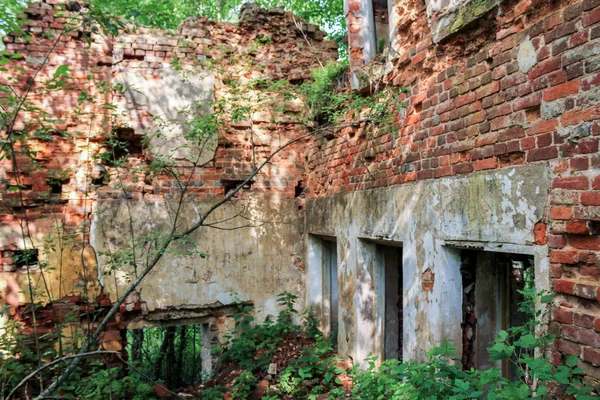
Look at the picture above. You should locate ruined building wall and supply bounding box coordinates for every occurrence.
[0,0,337,348]
[304,0,600,383]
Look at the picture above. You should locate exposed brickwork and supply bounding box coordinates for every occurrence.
[2,0,600,383]
[320,0,600,382]
[0,0,336,348]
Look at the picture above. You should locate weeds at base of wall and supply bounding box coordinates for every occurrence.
[197,287,597,399]
[1,287,598,399]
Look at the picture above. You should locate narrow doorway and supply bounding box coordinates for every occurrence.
[322,238,339,340]
[376,244,403,361]
[460,250,533,380]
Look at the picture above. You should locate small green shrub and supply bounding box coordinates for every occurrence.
[72,366,155,400]
[232,370,258,399]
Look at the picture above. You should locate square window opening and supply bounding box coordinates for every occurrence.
[14,249,39,269]
[126,322,214,388]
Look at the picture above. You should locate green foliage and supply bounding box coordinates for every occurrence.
[0,311,161,400]
[278,339,343,397]
[302,307,321,340]
[70,365,156,400]
[232,370,258,399]
[302,61,349,124]
[351,284,596,400]
[199,385,226,399]
[0,313,42,397]
[299,61,406,133]
[276,291,298,328]
[218,296,300,370]
[0,0,28,46]
[212,292,344,399]
[87,0,345,50]
[250,60,405,139]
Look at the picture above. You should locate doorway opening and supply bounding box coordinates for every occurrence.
[321,238,339,342]
[126,322,215,388]
[459,249,534,380]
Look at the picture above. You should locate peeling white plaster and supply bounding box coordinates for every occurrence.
[306,165,550,366]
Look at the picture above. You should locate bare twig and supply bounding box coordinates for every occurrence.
[7,351,118,400]
[37,129,314,398]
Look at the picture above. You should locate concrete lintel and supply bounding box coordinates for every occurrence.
[309,232,338,241]
[441,240,537,255]
[125,302,250,330]
[357,236,403,247]
[428,0,501,44]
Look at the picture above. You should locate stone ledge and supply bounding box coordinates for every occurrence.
[429,0,501,44]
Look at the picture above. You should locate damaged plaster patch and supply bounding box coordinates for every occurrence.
[517,36,537,73]
[557,123,592,143]
[91,196,304,322]
[305,164,550,364]
[115,68,216,165]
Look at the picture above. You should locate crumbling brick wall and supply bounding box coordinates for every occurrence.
[309,0,600,383]
[0,0,336,351]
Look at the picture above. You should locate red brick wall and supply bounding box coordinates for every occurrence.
[316,0,600,379]
[0,0,336,345]
[0,0,336,249]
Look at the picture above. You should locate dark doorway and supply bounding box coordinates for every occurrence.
[377,244,403,361]
[460,250,533,380]
[322,238,339,340]
[371,0,390,53]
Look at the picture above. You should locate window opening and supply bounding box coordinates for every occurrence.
[126,323,208,388]
[294,180,304,198]
[221,179,253,197]
[112,127,143,160]
[14,249,39,269]
[47,178,70,194]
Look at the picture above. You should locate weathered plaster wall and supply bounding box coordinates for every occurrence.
[92,196,305,322]
[114,67,216,164]
[306,164,551,364]
[327,0,600,381]
[0,0,336,347]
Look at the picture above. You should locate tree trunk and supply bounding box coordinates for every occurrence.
[165,326,176,386]
[174,325,187,386]
[154,327,172,379]
[131,329,144,363]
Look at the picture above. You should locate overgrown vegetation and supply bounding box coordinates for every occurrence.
[197,285,595,399]
[351,278,596,400]
[202,292,345,399]
[1,282,598,398]
[0,1,598,399]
